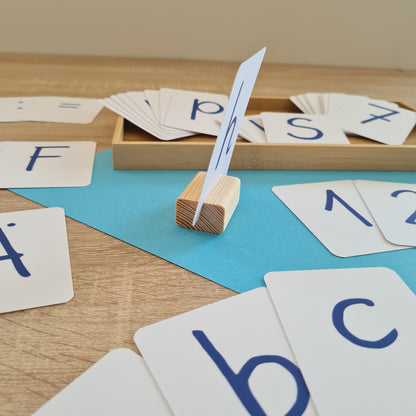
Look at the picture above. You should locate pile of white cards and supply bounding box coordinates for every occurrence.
[0,96,103,124]
[273,179,416,257]
[100,88,228,140]
[33,267,416,415]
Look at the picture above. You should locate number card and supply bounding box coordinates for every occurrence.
[193,47,266,224]
[265,267,416,416]
[33,349,173,416]
[0,208,73,314]
[355,180,416,246]
[135,288,317,416]
[0,141,96,188]
[272,180,407,257]
[261,112,349,144]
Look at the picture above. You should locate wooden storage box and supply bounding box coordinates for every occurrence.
[112,97,416,170]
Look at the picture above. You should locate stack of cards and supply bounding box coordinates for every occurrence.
[101,88,229,140]
[290,93,416,145]
[32,267,416,415]
[0,96,103,124]
[272,179,416,257]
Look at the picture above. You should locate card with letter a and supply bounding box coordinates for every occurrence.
[0,207,73,314]
[265,267,416,415]
[135,288,317,416]
[33,348,173,415]
[0,141,96,188]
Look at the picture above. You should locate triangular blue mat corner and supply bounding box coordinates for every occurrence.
[11,148,416,294]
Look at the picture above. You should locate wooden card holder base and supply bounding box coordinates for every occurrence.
[176,172,240,234]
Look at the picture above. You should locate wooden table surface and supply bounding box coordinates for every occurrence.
[0,54,415,415]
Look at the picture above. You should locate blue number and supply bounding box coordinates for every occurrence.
[0,223,30,278]
[361,103,399,124]
[332,298,398,349]
[325,189,373,227]
[26,146,70,172]
[190,99,224,121]
[215,81,244,169]
[286,117,323,140]
[193,329,310,416]
[391,189,416,224]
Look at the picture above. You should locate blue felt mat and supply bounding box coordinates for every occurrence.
[11,149,416,294]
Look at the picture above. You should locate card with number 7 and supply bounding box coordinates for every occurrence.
[272,180,408,257]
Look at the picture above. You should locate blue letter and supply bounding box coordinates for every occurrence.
[26,146,70,172]
[0,223,30,277]
[325,189,372,227]
[248,118,265,132]
[332,298,398,349]
[193,330,310,416]
[361,103,399,124]
[286,117,323,140]
[391,189,416,224]
[190,99,224,121]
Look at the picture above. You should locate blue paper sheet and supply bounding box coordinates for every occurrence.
[11,149,416,294]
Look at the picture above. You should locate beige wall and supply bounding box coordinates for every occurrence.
[1,0,415,69]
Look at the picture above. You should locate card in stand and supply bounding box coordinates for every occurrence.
[272,180,407,257]
[355,180,416,246]
[135,288,317,416]
[265,267,416,416]
[0,208,73,314]
[33,348,173,416]
[0,141,96,188]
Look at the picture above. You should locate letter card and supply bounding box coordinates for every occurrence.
[33,348,173,415]
[0,208,73,314]
[135,288,317,416]
[265,267,416,415]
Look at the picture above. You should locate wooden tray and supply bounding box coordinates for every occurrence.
[112,97,416,170]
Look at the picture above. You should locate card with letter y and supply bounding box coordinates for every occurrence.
[265,267,416,415]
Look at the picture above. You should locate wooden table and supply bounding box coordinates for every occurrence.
[1,54,415,415]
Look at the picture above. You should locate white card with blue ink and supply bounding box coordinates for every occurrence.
[355,180,416,246]
[272,180,407,257]
[33,348,173,416]
[135,288,317,416]
[0,207,73,314]
[0,141,96,188]
[265,267,416,415]
[163,89,228,136]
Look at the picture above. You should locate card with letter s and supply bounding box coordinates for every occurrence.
[265,267,416,415]
[135,287,317,416]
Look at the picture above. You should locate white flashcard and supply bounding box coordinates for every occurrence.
[272,180,407,257]
[33,348,173,416]
[135,288,317,416]
[239,115,267,143]
[261,112,349,144]
[0,141,96,188]
[0,97,40,122]
[355,180,416,246]
[193,48,266,224]
[23,97,103,124]
[332,96,415,145]
[265,267,416,416]
[163,89,228,136]
[0,208,73,314]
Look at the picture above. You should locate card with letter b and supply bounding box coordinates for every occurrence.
[135,287,318,415]
[265,267,416,415]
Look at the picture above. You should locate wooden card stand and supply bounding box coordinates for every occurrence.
[176,172,240,234]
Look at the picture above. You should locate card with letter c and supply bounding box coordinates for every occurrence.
[135,287,317,416]
[265,267,416,415]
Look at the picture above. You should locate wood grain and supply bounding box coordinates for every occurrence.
[0,53,415,415]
